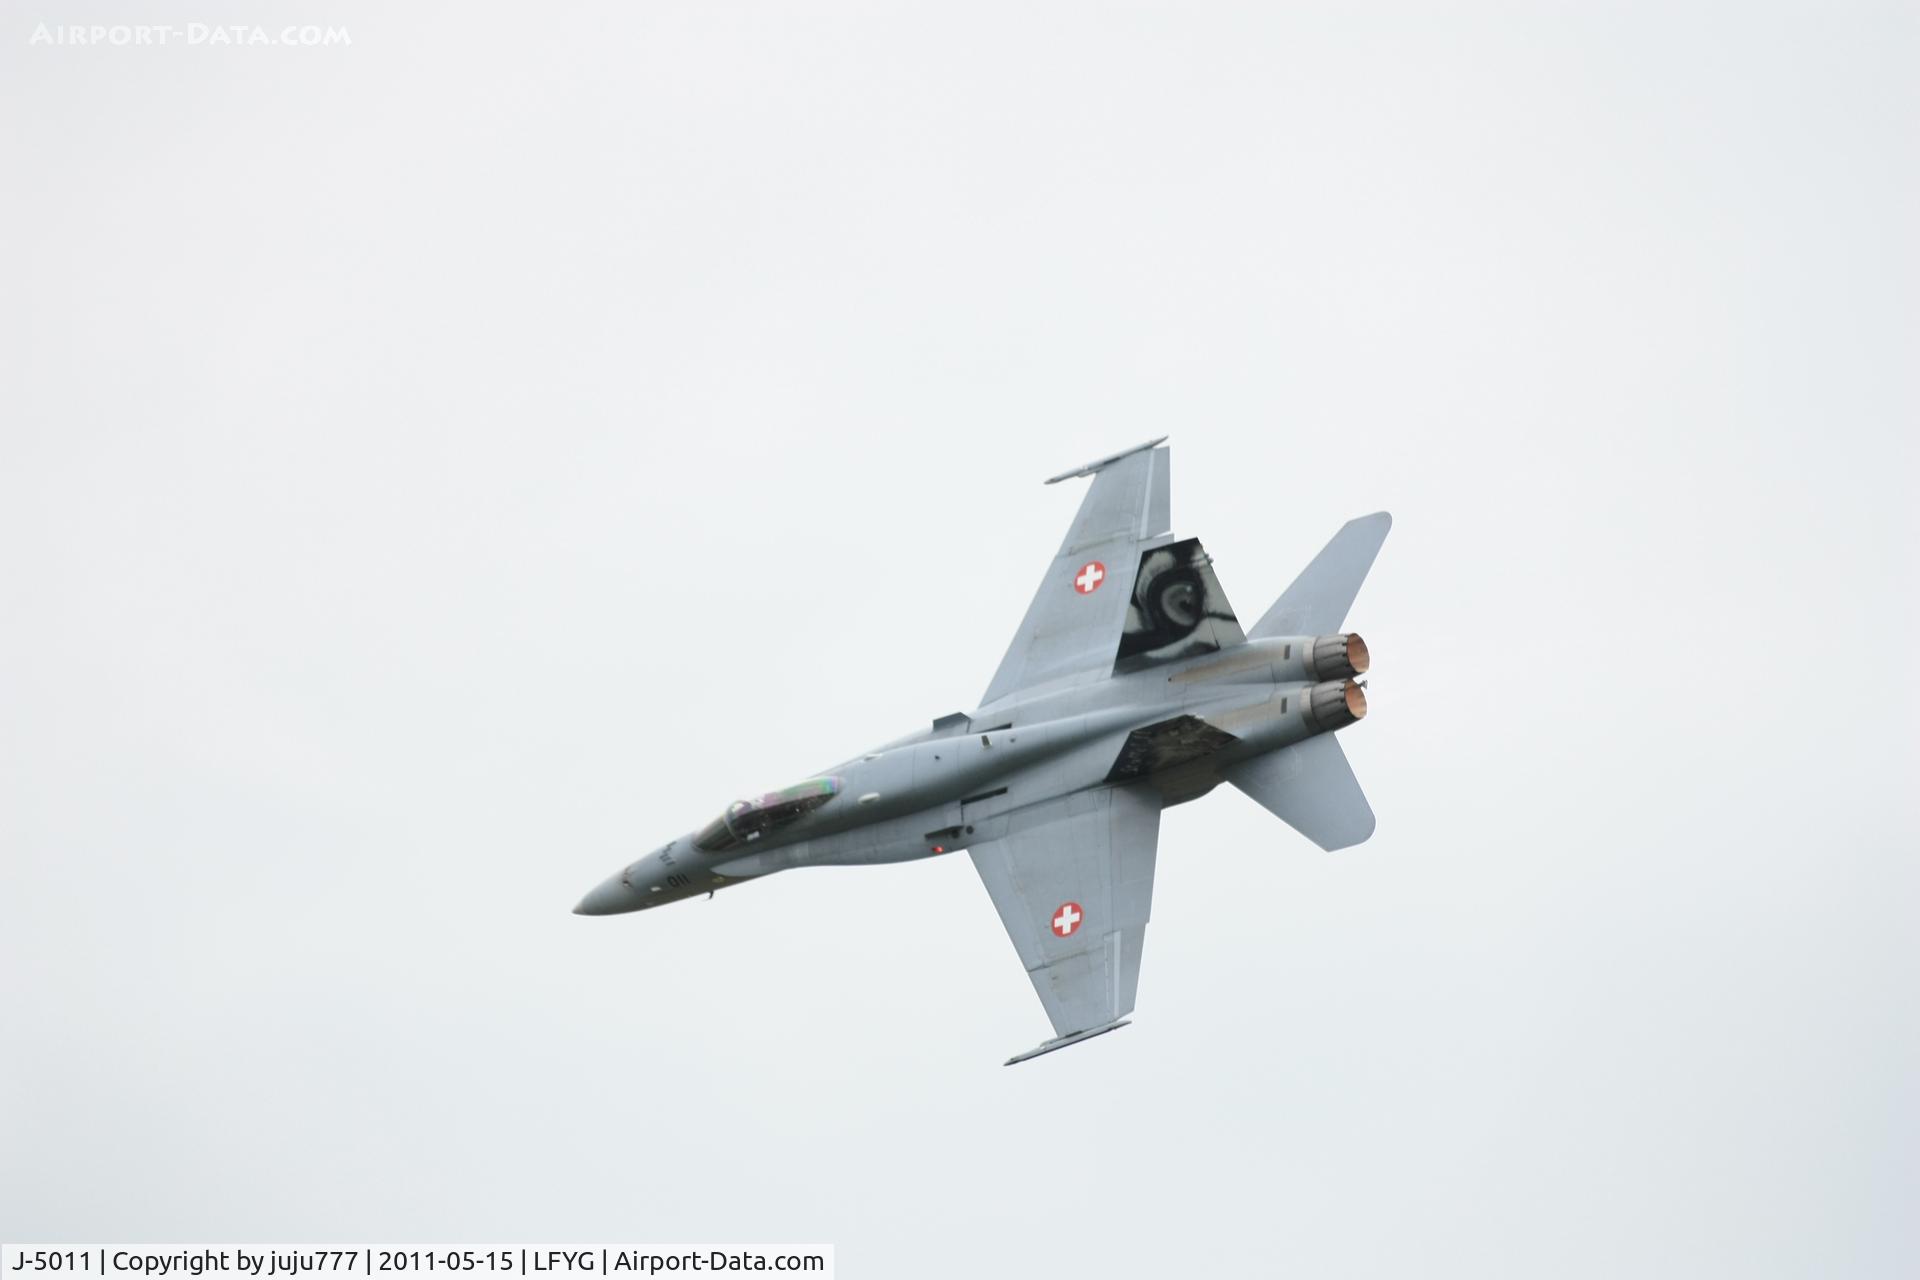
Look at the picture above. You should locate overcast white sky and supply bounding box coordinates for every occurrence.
[2,2,1915,1275]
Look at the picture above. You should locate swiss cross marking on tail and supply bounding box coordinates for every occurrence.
[1051,901,1083,937]
[1073,561,1106,594]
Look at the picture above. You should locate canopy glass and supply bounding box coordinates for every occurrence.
[694,776,842,854]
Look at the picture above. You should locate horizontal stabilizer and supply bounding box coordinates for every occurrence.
[1222,735,1375,850]
[1250,512,1391,638]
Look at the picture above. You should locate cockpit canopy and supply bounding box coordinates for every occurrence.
[694,776,842,854]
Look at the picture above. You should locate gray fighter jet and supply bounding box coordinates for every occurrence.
[575,439,1390,1064]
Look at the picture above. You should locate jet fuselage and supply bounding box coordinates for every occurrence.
[573,633,1367,916]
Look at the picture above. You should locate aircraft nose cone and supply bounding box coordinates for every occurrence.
[573,871,641,916]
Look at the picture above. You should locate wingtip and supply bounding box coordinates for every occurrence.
[1318,805,1377,851]
[1043,436,1169,485]
[1001,1019,1131,1065]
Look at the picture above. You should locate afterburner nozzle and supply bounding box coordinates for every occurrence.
[1309,633,1370,682]
[1308,679,1368,731]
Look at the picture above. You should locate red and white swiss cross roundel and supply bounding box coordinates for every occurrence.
[1050,901,1084,938]
[1072,561,1106,594]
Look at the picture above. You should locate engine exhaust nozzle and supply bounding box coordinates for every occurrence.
[1309,633,1371,682]
[1308,678,1368,731]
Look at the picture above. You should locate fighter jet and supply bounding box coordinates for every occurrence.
[575,439,1390,1064]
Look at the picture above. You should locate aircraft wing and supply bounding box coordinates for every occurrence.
[979,440,1172,706]
[968,784,1162,1064]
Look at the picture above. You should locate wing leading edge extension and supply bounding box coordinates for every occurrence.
[969,785,1162,1064]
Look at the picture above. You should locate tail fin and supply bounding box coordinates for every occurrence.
[1249,512,1391,638]
[1114,537,1246,672]
[1222,735,1375,850]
